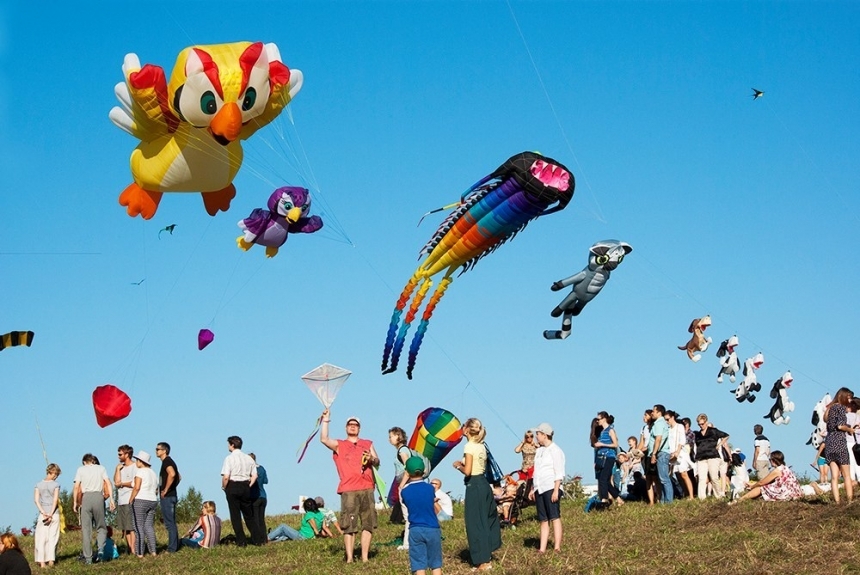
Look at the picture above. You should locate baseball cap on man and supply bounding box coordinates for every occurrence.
[535,422,554,436]
[405,455,426,475]
[346,416,361,426]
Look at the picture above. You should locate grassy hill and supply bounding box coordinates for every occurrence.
[11,497,860,574]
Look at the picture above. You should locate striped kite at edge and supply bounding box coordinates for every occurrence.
[381,151,574,379]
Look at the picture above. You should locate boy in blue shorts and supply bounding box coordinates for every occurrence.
[399,456,442,575]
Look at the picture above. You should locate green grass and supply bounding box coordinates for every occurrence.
[13,497,860,574]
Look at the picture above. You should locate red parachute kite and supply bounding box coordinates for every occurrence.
[92,385,132,427]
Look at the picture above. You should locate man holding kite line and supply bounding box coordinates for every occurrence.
[320,409,380,563]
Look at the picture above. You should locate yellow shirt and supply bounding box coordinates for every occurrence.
[464,441,487,476]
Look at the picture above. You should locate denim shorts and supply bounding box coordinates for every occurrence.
[408,525,443,571]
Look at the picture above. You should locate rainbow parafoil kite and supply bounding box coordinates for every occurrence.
[381,152,574,378]
[408,407,464,472]
[109,41,303,219]
[92,385,132,428]
[1,331,34,352]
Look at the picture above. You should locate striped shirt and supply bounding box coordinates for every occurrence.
[188,514,222,548]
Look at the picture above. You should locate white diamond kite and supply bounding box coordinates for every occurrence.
[301,363,352,408]
[297,363,351,463]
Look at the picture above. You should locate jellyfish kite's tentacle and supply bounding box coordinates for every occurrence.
[383,277,433,375]
[382,275,420,371]
[406,272,454,379]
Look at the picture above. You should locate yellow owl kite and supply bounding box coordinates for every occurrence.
[109,41,303,219]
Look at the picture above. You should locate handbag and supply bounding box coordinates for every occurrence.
[853,443,860,466]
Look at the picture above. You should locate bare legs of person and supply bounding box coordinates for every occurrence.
[343,530,373,563]
[829,462,854,503]
[676,472,695,499]
[538,518,562,553]
[729,486,762,505]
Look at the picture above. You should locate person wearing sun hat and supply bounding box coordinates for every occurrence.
[400,456,442,575]
[129,450,158,557]
[529,422,565,553]
[320,409,380,563]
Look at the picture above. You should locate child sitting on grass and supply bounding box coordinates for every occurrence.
[400,456,442,575]
[102,527,120,561]
[314,496,342,537]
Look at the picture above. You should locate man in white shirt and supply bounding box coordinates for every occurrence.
[73,453,115,564]
[752,425,771,480]
[529,423,565,553]
[430,478,453,521]
[113,445,136,555]
[220,436,261,546]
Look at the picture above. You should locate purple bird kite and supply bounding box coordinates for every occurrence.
[236,186,323,257]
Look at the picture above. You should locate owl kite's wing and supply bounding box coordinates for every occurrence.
[109,53,179,140]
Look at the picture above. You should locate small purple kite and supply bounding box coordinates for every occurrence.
[198,329,214,350]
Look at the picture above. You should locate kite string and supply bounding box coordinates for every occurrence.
[634,249,829,392]
[762,98,858,225]
[107,218,214,384]
[209,255,266,324]
[503,0,607,225]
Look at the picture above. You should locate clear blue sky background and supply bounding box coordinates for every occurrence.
[1,1,858,529]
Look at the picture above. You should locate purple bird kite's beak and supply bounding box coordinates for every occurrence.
[287,206,303,223]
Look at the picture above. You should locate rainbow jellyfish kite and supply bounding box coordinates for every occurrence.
[408,407,464,471]
[381,152,574,379]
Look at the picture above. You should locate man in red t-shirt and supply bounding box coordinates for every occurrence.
[320,408,380,563]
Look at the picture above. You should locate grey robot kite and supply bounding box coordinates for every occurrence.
[543,239,632,340]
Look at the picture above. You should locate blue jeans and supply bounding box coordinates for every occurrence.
[160,495,179,552]
[656,451,673,503]
[268,523,306,541]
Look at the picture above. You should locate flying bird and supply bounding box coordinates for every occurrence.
[752,88,764,100]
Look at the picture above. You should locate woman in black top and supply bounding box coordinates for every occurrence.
[0,533,32,575]
[693,414,728,499]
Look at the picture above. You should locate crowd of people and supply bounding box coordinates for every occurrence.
[585,388,859,509]
[9,388,858,574]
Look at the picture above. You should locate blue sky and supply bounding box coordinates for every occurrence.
[1,1,858,529]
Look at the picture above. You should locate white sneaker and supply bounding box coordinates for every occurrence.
[396,545,409,551]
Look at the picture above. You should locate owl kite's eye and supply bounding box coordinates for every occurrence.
[200,91,217,114]
[596,255,609,265]
[242,88,257,111]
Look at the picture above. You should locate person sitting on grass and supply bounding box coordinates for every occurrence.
[730,451,802,504]
[268,498,324,541]
[430,479,453,522]
[180,501,222,549]
[0,532,31,575]
[400,456,443,575]
[102,527,120,561]
[314,496,343,537]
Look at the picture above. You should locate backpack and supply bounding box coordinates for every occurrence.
[409,448,432,479]
[483,443,505,486]
[400,445,432,478]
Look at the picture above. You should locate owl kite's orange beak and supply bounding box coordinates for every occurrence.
[209,102,242,145]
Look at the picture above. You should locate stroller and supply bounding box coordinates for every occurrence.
[495,472,534,528]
